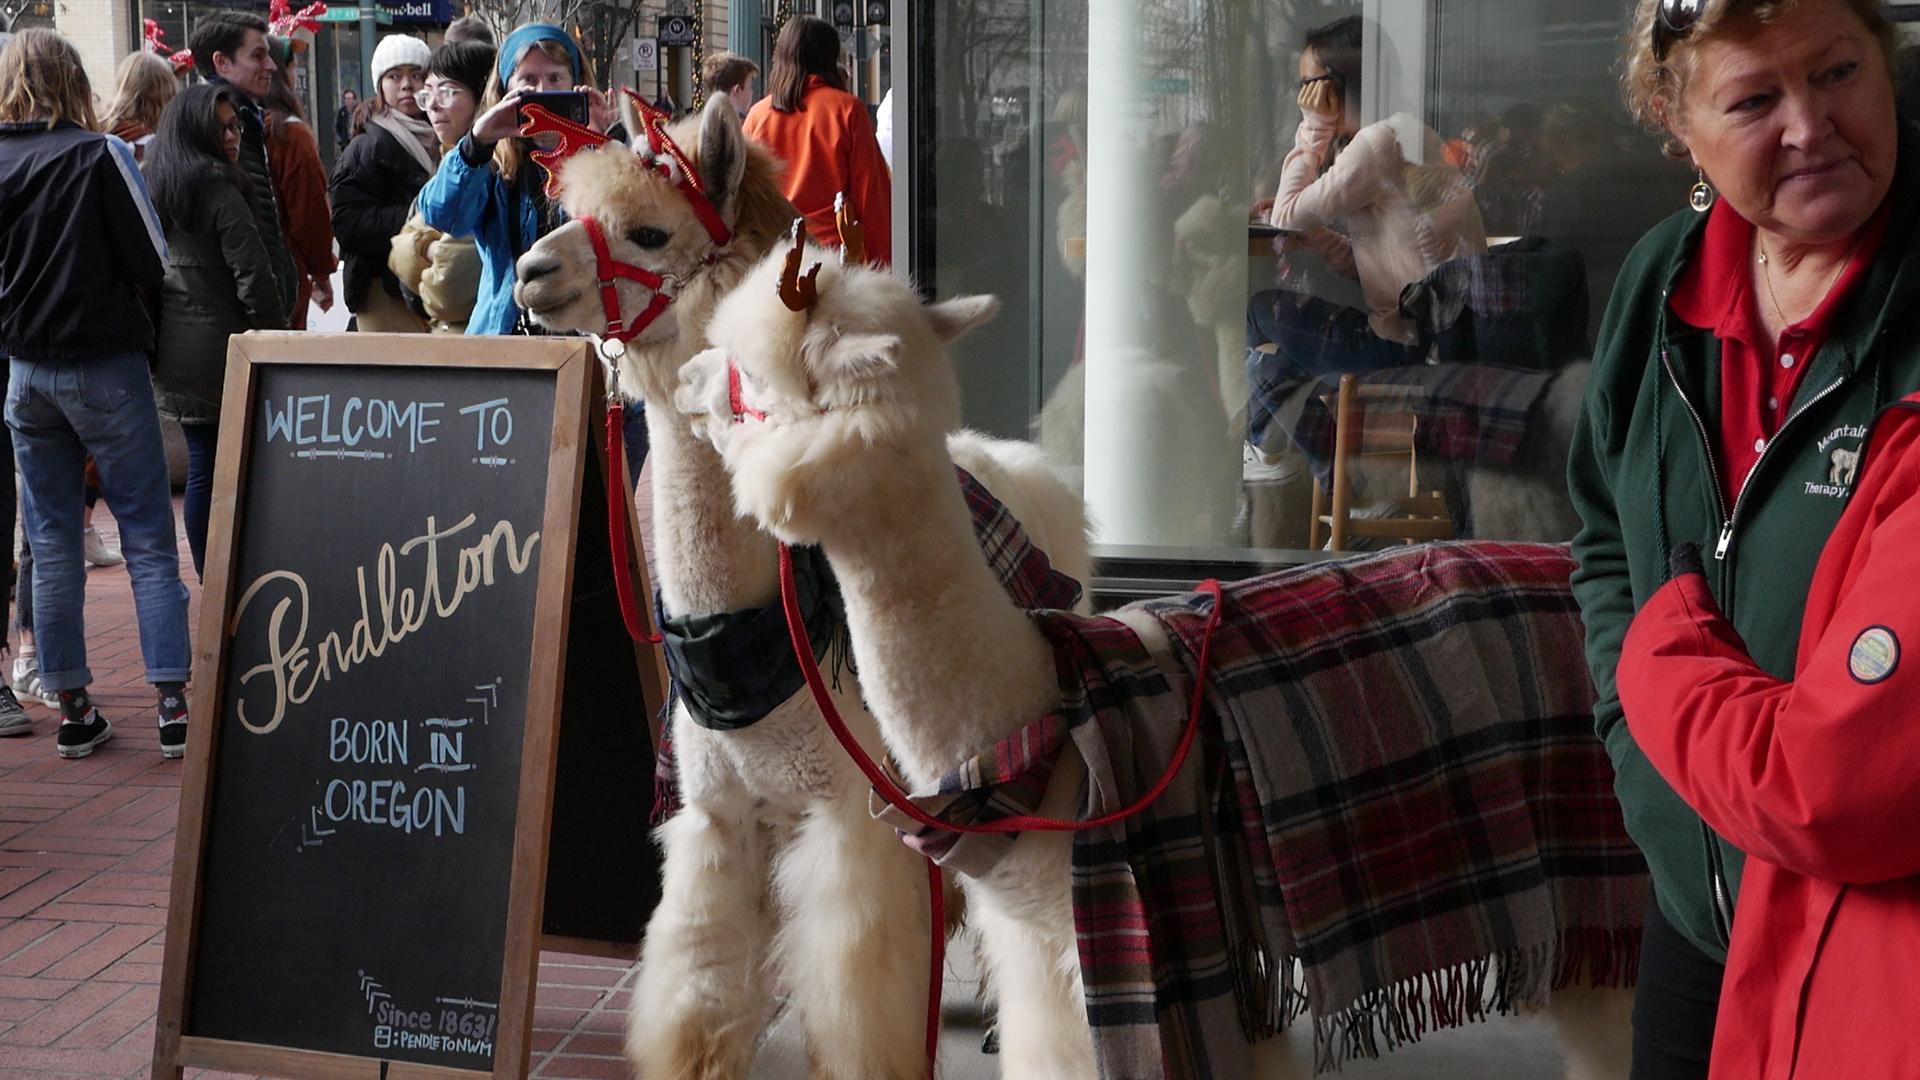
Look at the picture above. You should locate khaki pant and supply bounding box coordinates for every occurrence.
[353,285,429,333]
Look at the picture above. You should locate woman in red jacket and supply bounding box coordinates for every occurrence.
[1620,390,1920,1078]
[743,15,890,265]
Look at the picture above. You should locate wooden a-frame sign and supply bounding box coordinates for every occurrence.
[151,333,670,1080]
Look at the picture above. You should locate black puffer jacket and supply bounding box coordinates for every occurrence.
[212,79,299,317]
[330,122,433,313]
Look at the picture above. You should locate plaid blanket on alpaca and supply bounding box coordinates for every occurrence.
[649,465,1083,823]
[880,541,1646,1078]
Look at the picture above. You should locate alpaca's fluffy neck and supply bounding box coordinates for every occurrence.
[644,406,779,614]
[817,439,1058,789]
[627,258,779,616]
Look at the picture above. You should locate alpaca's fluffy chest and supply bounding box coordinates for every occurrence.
[671,682,889,813]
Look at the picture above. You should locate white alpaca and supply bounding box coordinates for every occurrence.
[677,242,1631,1080]
[513,95,1091,1080]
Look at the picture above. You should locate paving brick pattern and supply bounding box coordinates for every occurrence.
[0,504,642,1080]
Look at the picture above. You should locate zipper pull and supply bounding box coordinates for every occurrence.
[1714,522,1734,561]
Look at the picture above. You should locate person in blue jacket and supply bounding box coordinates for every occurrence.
[416,23,614,336]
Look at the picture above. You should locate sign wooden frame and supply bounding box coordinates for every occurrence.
[152,332,668,1080]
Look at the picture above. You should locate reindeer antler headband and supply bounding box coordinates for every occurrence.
[513,90,733,251]
[518,104,612,200]
[779,222,823,312]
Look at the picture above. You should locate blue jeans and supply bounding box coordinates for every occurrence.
[7,354,191,692]
[181,422,218,580]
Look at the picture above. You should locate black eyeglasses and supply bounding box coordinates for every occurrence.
[1652,0,1709,63]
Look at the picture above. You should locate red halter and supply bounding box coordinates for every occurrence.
[577,214,680,355]
[727,362,769,423]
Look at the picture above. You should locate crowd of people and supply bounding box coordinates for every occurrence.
[0,11,892,762]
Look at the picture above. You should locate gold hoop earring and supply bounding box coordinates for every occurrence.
[1689,169,1716,213]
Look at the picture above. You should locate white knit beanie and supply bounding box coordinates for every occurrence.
[370,34,432,84]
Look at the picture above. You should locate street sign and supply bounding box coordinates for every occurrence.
[631,38,658,72]
[315,6,394,23]
[658,14,695,46]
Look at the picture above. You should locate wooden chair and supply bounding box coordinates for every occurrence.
[1309,373,1456,551]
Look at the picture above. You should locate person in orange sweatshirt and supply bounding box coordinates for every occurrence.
[1619,390,1920,1079]
[743,15,890,266]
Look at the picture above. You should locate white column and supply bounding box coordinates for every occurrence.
[1082,0,1238,547]
[57,0,135,105]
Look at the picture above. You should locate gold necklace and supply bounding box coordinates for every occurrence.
[1756,234,1857,330]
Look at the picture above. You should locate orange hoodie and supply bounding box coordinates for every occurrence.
[744,76,891,266]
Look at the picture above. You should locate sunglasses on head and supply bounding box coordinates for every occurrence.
[1652,0,1710,63]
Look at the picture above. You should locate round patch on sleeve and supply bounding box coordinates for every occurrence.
[1848,626,1899,684]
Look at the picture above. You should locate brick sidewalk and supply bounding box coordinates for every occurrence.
[0,503,642,1080]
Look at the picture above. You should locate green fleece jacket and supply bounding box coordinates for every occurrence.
[1569,123,1920,962]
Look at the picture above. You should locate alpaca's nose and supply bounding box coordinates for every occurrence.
[516,251,559,285]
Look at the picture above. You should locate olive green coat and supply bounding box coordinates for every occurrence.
[152,175,287,424]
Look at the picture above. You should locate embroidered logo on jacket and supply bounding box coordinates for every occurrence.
[1848,626,1899,684]
[1806,424,1868,498]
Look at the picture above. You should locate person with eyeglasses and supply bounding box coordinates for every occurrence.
[329,34,436,332]
[188,11,300,323]
[1572,1,1920,1077]
[144,84,288,586]
[389,39,496,334]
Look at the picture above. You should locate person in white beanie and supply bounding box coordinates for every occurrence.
[329,33,436,331]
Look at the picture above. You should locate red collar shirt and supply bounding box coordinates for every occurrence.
[1669,199,1889,503]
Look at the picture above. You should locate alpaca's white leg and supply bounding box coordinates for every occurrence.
[773,794,931,1080]
[967,829,1096,1080]
[1545,985,1634,1080]
[627,796,776,1080]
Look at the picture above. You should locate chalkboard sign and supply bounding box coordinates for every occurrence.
[152,334,668,1080]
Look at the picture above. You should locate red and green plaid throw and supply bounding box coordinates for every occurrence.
[880,541,1646,1078]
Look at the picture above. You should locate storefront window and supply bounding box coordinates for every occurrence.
[917,0,1696,560]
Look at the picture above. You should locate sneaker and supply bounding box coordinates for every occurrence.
[83,526,124,568]
[157,689,188,760]
[55,707,112,759]
[12,656,58,708]
[0,687,28,737]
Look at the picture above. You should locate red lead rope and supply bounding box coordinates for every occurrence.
[776,542,1224,1078]
[607,400,661,644]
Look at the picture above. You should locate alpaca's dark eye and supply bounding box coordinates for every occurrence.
[626,226,671,250]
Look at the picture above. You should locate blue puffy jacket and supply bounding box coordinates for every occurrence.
[416,138,554,336]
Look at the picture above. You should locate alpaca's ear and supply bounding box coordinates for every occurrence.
[618,90,644,147]
[697,94,749,218]
[822,333,902,382]
[925,295,1000,343]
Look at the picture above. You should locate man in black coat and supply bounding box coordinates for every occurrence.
[189,11,300,318]
[335,89,357,150]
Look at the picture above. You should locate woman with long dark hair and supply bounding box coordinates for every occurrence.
[144,83,287,579]
[743,15,891,264]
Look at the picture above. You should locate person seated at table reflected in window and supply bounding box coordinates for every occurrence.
[1244,16,1486,493]
[1247,16,1486,392]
